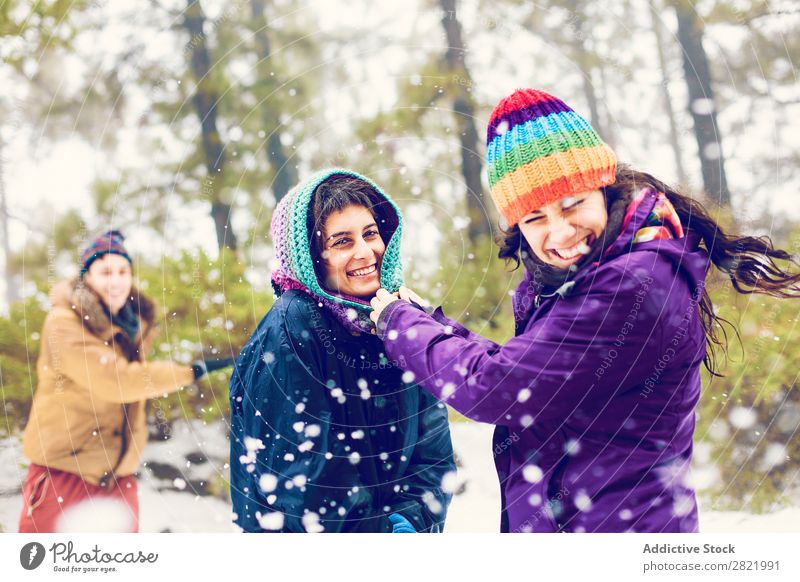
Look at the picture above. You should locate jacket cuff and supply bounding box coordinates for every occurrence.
[375,300,415,340]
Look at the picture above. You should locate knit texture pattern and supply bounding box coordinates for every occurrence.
[80,230,132,275]
[271,168,404,333]
[486,88,617,227]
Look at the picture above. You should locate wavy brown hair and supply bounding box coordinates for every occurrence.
[497,165,800,375]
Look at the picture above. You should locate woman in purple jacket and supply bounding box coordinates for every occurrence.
[369,88,800,533]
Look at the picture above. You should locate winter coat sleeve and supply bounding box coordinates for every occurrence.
[379,262,671,427]
[430,306,500,351]
[384,388,456,532]
[43,308,194,404]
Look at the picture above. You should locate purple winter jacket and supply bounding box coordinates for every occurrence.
[378,188,710,533]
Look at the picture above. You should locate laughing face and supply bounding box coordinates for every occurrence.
[319,204,385,298]
[518,190,608,268]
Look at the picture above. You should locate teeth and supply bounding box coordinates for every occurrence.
[349,264,376,277]
[554,236,592,260]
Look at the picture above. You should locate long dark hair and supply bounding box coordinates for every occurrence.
[497,166,800,375]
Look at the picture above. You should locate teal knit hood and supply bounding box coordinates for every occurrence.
[270,168,404,332]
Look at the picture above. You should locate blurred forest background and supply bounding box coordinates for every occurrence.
[0,0,799,514]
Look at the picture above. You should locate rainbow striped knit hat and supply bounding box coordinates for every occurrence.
[270,168,404,333]
[486,88,617,227]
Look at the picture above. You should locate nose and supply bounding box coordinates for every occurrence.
[352,236,374,260]
[547,215,577,246]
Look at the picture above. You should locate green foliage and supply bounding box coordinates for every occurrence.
[0,249,273,436]
[135,249,272,430]
[695,271,800,512]
[0,295,47,435]
[433,232,519,344]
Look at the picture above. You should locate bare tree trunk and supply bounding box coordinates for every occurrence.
[597,64,617,150]
[184,0,237,251]
[250,0,298,204]
[673,1,731,205]
[0,137,17,307]
[563,0,605,139]
[650,1,688,186]
[440,0,492,241]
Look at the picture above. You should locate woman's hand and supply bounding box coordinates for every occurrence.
[370,286,430,325]
[370,288,400,324]
[397,285,430,309]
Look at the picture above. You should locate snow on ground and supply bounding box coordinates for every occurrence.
[1,421,798,533]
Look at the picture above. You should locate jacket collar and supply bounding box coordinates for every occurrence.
[50,278,156,344]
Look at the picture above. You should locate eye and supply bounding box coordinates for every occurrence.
[332,237,350,248]
[564,198,585,211]
[364,229,380,238]
[523,215,543,225]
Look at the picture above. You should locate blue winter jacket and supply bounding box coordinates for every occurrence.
[229,290,455,533]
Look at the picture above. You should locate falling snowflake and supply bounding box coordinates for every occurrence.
[729,406,757,429]
[173,478,186,490]
[522,465,543,484]
[240,437,264,465]
[762,443,788,470]
[452,216,470,231]
[564,439,581,455]
[402,371,415,383]
[302,512,324,533]
[262,352,275,365]
[422,491,443,514]
[574,491,593,512]
[257,511,284,531]
[259,474,278,493]
[517,388,531,403]
[690,98,715,115]
[440,471,458,494]
[349,452,361,465]
[673,495,695,517]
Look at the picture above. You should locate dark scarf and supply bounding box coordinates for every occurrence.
[111,302,140,343]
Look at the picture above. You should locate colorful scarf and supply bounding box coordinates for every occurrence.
[630,189,684,243]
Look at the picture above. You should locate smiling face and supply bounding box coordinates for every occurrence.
[518,190,608,268]
[83,253,133,315]
[319,204,385,298]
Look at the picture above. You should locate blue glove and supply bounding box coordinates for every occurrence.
[388,513,416,533]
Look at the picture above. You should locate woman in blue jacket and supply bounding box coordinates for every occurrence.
[229,169,455,533]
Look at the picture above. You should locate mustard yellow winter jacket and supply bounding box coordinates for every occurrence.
[22,279,195,487]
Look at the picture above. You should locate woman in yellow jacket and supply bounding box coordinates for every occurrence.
[18,230,232,532]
